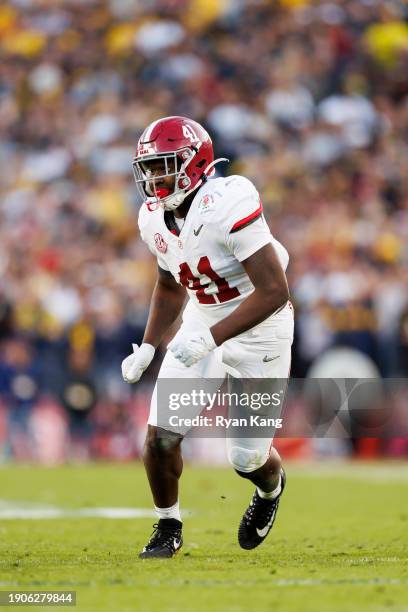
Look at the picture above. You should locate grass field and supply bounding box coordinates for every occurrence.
[0,462,407,611]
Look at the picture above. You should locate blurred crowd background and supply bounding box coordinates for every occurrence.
[0,0,407,463]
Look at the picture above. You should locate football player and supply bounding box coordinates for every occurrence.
[122,116,293,558]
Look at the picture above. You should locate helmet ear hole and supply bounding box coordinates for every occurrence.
[179,177,191,189]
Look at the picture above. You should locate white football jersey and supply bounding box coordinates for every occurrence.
[138,175,289,323]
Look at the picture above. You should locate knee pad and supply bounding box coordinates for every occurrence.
[227,446,268,473]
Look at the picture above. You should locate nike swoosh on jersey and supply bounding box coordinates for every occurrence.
[256,509,277,538]
[193,224,204,236]
[263,355,279,362]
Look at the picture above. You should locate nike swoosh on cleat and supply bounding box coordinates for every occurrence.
[193,224,204,236]
[256,509,277,538]
[173,538,181,549]
[263,355,279,362]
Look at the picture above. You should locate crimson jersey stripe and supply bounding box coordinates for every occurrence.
[230,199,263,233]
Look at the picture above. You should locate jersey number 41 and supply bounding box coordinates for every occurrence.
[179,256,240,304]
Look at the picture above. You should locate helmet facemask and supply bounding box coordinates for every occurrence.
[133,147,195,211]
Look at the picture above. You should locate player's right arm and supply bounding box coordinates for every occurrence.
[122,204,187,384]
[122,265,186,384]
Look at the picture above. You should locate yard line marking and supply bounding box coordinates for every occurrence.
[0,500,156,520]
[0,500,193,520]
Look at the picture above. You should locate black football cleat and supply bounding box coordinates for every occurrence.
[139,518,183,559]
[238,468,286,550]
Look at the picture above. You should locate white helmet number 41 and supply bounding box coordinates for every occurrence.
[183,124,200,145]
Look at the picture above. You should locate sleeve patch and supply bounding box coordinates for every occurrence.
[230,199,263,234]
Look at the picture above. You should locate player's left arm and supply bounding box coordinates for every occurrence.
[210,242,289,346]
[168,177,290,367]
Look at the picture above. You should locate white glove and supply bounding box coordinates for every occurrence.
[168,328,217,367]
[121,343,155,383]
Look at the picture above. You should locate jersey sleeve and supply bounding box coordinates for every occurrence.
[226,215,272,262]
[219,176,272,262]
[138,203,171,271]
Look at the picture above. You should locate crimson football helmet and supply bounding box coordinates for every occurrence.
[132,116,227,211]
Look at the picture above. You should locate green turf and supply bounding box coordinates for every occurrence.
[0,462,407,611]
